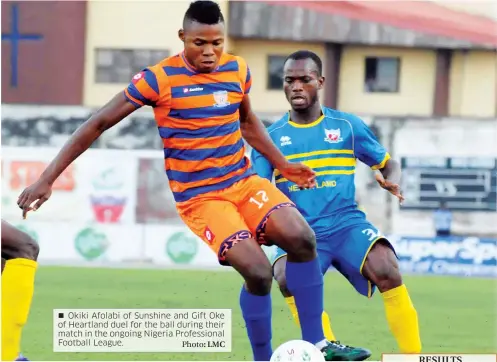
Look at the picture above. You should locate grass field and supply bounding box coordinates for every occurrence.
[22,266,496,361]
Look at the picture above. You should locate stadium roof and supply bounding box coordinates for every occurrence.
[257,0,497,47]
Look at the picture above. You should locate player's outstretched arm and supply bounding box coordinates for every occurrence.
[351,114,403,203]
[239,95,315,188]
[17,92,136,217]
[375,158,404,203]
[379,158,402,185]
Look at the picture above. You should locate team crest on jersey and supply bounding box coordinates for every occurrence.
[324,129,343,143]
[213,90,230,108]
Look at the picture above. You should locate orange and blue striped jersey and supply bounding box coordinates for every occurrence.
[123,52,254,203]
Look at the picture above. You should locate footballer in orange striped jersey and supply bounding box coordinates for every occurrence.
[17,1,343,360]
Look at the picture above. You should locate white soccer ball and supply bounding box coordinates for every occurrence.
[270,340,325,362]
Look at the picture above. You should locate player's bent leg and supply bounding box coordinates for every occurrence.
[362,240,422,354]
[240,176,341,359]
[177,198,274,362]
[265,207,355,360]
[273,252,337,342]
[1,220,39,361]
[264,206,330,347]
[224,238,274,361]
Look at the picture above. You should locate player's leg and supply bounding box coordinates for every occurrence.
[240,176,329,352]
[333,223,421,353]
[177,200,273,361]
[272,249,337,341]
[263,207,331,348]
[274,246,372,361]
[361,240,421,353]
[1,220,39,361]
[227,240,275,361]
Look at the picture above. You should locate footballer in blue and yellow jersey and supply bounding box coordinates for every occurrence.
[252,106,389,239]
[252,50,421,356]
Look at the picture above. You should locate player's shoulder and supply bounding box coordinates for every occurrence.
[149,53,183,72]
[219,53,250,74]
[266,112,291,138]
[132,54,180,81]
[322,107,366,127]
[322,107,363,123]
[223,53,247,68]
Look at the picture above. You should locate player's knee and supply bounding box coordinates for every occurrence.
[17,234,40,261]
[375,266,402,292]
[244,263,273,295]
[266,207,316,260]
[284,223,316,260]
[365,240,402,292]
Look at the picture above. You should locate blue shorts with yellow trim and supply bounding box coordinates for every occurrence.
[271,221,396,298]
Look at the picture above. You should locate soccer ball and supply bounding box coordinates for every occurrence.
[270,340,325,361]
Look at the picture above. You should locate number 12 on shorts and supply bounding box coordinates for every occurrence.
[249,190,269,209]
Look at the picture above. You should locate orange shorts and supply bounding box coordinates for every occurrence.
[176,175,294,265]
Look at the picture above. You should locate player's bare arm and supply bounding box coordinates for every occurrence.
[375,158,404,203]
[239,95,316,188]
[17,92,136,217]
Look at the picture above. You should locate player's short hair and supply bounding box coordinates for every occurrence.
[285,50,323,76]
[183,1,225,28]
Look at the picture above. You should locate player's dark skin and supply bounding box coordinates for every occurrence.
[1,220,39,273]
[274,58,404,296]
[17,19,318,297]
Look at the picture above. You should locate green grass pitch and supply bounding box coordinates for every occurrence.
[22,266,496,360]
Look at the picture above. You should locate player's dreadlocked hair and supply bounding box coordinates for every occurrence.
[183,1,224,28]
[285,50,323,76]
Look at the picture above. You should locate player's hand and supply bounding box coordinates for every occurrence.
[279,162,316,189]
[17,179,53,219]
[375,173,404,204]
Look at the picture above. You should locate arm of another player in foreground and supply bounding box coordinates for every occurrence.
[250,148,274,181]
[352,116,403,202]
[17,69,160,217]
[239,95,315,189]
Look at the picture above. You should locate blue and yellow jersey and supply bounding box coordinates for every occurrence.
[251,107,389,236]
[124,52,253,203]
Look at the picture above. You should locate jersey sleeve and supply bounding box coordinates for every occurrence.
[236,56,252,95]
[352,115,390,170]
[244,65,252,94]
[123,68,160,108]
[251,149,274,181]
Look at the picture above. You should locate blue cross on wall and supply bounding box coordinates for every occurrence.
[1,4,43,87]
